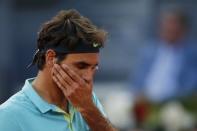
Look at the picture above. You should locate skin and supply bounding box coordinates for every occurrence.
[159,13,187,45]
[32,49,117,131]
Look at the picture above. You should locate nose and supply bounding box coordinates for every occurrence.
[82,69,94,84]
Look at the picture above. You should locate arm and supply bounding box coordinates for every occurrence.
[52,64,117,131]
[79,102,116,131]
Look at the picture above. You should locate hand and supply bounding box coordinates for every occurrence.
[52,64,94,111]
[52,64,117,131]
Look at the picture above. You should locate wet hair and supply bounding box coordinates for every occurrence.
[32,9,107,70]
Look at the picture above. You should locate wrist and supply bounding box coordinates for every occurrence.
[77,100,95,114]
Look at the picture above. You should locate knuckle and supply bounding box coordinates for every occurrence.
[72,83,79,89]
[69,90,75,95]
[62,74,67,80]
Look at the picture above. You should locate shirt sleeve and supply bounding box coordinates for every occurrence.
[92,92,107,118]
[0,108,21,131]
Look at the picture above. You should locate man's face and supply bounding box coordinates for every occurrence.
[57,53,99,85]
[160,14,186,43]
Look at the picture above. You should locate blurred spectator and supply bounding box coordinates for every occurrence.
[129,8,197,103]
[128,8,197,130]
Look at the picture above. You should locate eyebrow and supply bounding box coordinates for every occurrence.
[73,61,98,67]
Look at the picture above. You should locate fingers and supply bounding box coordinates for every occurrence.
[61,64,85,85]
[53,64,83,90]
[53,64,73,86]
[52,64,93,109]
[52,74,68,96]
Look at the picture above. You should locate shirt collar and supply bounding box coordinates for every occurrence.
[22,78,76,117]
[22,78,55,114]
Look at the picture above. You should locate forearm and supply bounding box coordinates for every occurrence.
[79,103,117,131]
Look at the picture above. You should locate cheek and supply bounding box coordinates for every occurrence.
[75,68,93,79]
[76,69,85,77]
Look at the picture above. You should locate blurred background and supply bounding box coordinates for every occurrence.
[0,0,197,131]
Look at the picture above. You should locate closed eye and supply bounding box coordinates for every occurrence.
[73,62,99,70]
[75,62,90,69]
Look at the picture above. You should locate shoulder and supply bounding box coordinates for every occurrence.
[182,39,197,63]
[0,90,34,118]
[0,108,21,131]
[0,92,26,130]
[137,39,160,61]
[1,91,26,109]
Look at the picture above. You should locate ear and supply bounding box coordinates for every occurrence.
[45,49,56,68]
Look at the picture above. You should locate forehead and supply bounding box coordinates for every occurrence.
[162,14,181,23]
[64,53,100,64]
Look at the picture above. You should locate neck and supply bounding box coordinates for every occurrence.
[32,69,68,111]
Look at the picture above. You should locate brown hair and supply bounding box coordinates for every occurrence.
[34,9,107,70]
[161,8,189,28]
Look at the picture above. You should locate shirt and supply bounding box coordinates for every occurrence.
[145,44,183,102]
[0,78,106,131]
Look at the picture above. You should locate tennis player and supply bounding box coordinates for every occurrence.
[0,9,116,131]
